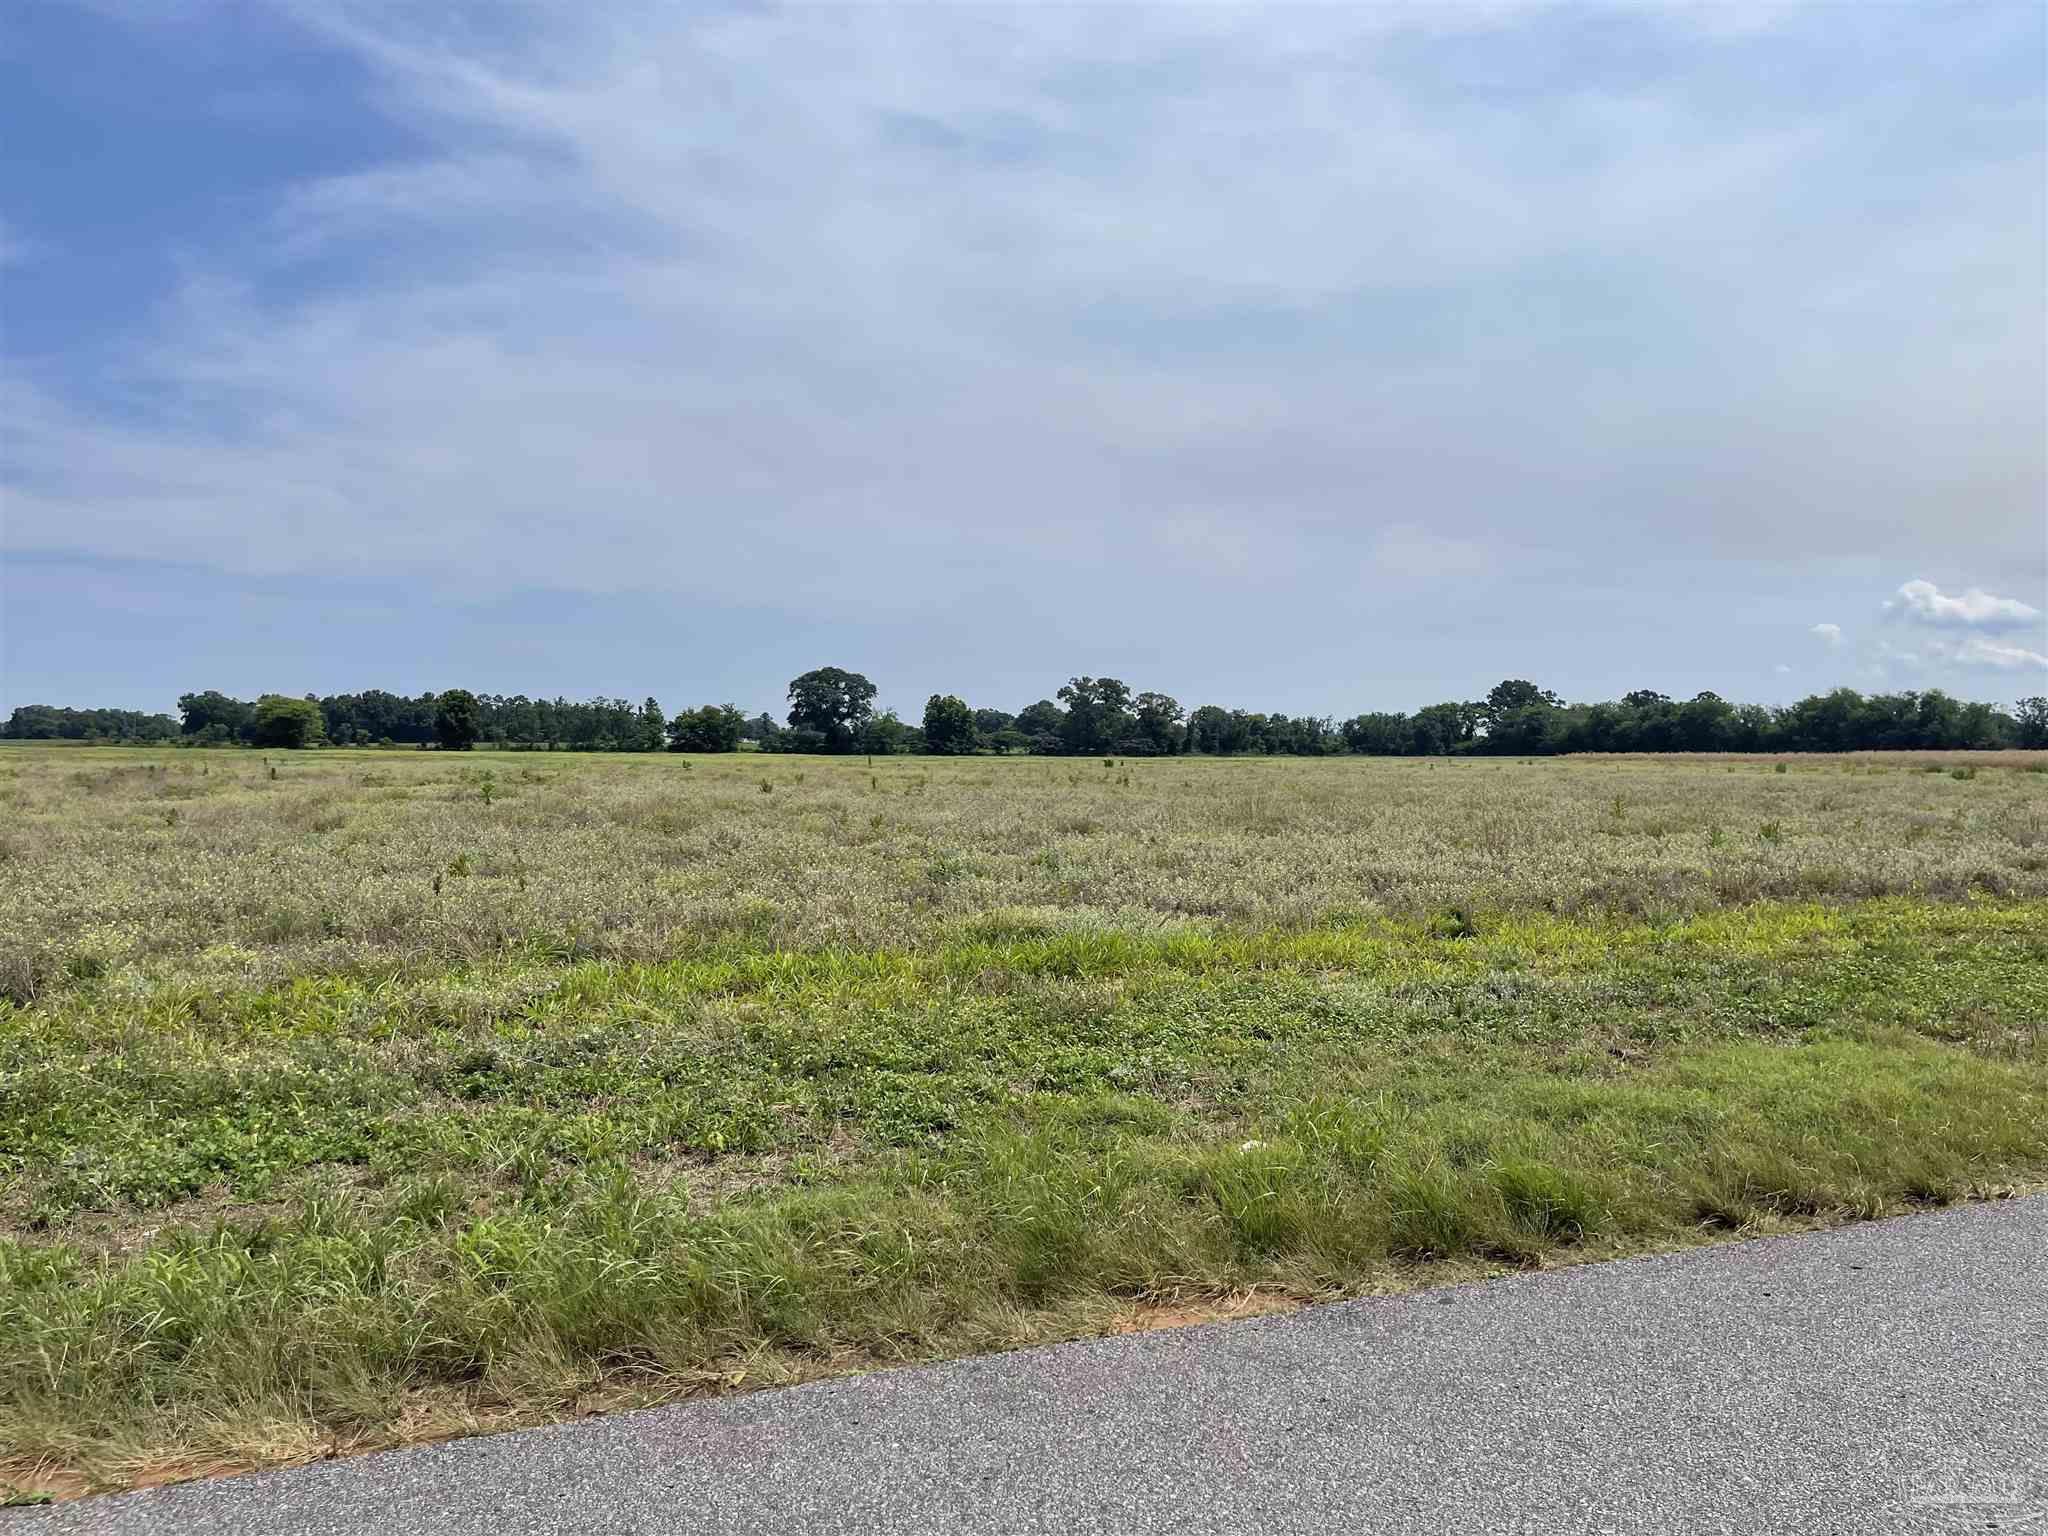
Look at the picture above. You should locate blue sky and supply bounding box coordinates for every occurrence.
[3,0,2044,722]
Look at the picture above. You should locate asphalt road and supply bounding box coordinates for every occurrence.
[16,1197,2045,1535]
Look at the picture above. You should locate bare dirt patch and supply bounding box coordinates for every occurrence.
[1105,1290,1305,1335]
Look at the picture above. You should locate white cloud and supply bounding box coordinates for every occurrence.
[1888,578,2042,630]
[1809,622,1843,647]
[1773,663,1792,675]
[1936,635,2048,671]
[4,0,2044,647]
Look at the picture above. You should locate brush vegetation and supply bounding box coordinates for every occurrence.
[1,744,2045,1495]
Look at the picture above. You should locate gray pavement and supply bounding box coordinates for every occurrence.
[15,1197,2046,1535]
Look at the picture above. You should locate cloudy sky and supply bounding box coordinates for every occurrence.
[3,1,2043,721]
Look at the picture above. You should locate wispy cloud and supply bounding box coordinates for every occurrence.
[2,1,2043,709]
[1887,579,2042,631]
[1929,635,2048,671]
[1810,622,1843,648]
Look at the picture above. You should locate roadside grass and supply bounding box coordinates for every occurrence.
[2,895,2045,1493]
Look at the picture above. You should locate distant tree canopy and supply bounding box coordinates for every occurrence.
[1014,700,1066,753]
[861,710,922,756]
[636,698,667,753]
[1484,679,1563,719]
[922,694,977,755]
[179,690,256,742]
[667,704,745,753]
[1056,676,1134,755]
[0,705,177,742]
[786,667,877,753]
[435,689,482,752]
[1133,692,1185,754]
[2019,697,2048,749]
[8,676,2039,757]
[36,689,699,752]
[251,695,326,749]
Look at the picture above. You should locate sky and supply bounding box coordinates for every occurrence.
[2,0,2044,724]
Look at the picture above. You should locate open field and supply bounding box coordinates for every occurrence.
[2,745,2045,1496]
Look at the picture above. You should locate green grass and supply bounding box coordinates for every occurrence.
[2,742,2045,1490]
[2,892,2045,1491]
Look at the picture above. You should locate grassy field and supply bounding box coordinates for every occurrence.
[2,744,2045,1495]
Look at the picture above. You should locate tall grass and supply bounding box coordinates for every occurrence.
[1,744,2042,1004]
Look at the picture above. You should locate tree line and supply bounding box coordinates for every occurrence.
[5,672,2045,753]
[0,705,182,743]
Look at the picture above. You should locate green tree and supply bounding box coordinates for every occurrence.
[435,689,482,751]
[1951,698,2013,749]
[1410,702,1476,755]
[1015,700,1065,753]
[1340,711,1411,755]
[2,705,177,741]
[2017,697,2048,749]
[178,690,255,741]
[860,710,917,754]
[1779,688,1863,752]
[1675,692,1735,752]
[1132,692,1185,754]
[1056,676,1133,755]
[251,694,326,749]
[635,697,667,752]
[786,667,877,752]
[922,694,978,754]
[1482,679,1561,724]
[667,704,745,752]
[1186,704,1231,754]
[1475,680,1562,754]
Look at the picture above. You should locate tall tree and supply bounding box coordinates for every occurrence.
[435,689,483,751]
[1482,679,1562,723]
[786,667,878,752]
[2017,697,2048,749]
[251,694,326,749]
[922,694,978,754]
[178,690,255,741]
[1132,692,1185,755]
[667,704,745,752]
[1015,700,1066,752]
[860,710,918,754]
[1410,702,1476,755]
[1675,692,1735,752]
[1778,687,1863,753]
[1056,676,1134,755]
[636,697,667,752]
[1185,705,1229,754]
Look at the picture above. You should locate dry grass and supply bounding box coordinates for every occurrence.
[2,745,2042,1004]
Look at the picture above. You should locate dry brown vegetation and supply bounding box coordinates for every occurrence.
[2,745,2042,1003]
